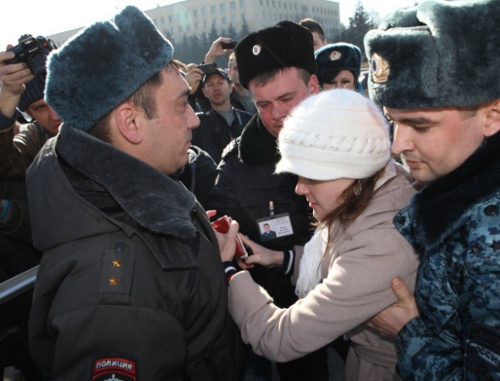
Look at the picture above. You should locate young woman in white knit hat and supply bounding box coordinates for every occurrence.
[217,89,421,380]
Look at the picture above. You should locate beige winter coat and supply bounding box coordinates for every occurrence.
[228,161,420,380]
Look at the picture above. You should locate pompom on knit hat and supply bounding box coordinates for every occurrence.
[18,78,44,112]
[45,5,174,132]
[275,89,390,181]
[364,0,500,109]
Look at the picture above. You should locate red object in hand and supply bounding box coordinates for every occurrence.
[211,216,248,258]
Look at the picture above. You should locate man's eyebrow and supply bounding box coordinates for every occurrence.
[255,91,296,104]
[177,89,191,99]
[398,117,437,125]
[385,112,437,126]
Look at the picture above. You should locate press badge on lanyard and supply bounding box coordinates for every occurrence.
[256,201,294,242]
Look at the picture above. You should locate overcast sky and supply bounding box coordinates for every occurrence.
[1,0,419,49]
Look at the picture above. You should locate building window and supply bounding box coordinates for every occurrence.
[240,0,246,8]
[260,0,263,6]
[169,15,173,22]
[222,16,227,24]
[230,1,236,10]
[202,7,207,16]
[221,4,226,11]
[193,10,198,17]
[278,1,281,9]
[211,5,216,13]
[232,14,237,23]
[213,19,218,26]
[195,22,199,29]
[204,20,208,27]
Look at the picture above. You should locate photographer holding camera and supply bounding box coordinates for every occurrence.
[0,34,60,379]
[0,34,61,180]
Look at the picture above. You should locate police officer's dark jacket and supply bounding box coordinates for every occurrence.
[208,114,312,308]
[193,108,252,164]
[26,126,242,380]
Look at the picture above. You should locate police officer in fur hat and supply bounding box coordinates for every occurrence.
[363,0,500,379]
[26,6,243,379]
[208,20,339,381]
[315,42,363,93]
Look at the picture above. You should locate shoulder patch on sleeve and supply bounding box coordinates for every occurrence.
[92,357,136,381]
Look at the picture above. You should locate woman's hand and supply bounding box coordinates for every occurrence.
[239,234,284,269]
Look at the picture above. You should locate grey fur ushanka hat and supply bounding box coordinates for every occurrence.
[364,0,500,110]
[45,6,174,131]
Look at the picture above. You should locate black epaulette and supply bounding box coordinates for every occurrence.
[221,137,240,160]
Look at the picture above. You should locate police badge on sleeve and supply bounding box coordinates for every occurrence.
[465,323,500,379]
[92,357,137,381]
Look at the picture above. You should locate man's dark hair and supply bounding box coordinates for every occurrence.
[299,18,325,41]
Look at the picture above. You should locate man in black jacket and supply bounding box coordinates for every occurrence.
[208,21,332,381]
[192,68,252,163]
[26,6,242,380]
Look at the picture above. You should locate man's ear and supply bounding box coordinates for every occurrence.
[115,102,143,144]
[201,86,208,98]
[308,74,320,95]
[483,99,500,137]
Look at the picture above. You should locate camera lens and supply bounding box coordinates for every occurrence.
[28,53,48,84]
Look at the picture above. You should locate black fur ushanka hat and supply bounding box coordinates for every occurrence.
[364,0,500,110]
[235,21,316,89]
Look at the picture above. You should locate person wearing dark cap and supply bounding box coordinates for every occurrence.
[362,0,500,379]
[0,35,62,179]
[208,20,326,381]
[26,6,242,380]
[0,39,61,378]
[192,68,252,163]
[315,42,363,93]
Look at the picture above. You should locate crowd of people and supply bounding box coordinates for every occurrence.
[0,0,499,380]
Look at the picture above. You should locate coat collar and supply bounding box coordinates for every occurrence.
[405,131,500,248]
[56,126,197,239]
[239,113,280,166]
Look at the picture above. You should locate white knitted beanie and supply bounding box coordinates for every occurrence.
[275,89,390,180]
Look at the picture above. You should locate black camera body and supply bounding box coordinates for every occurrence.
[198,63,218,74]
[6,34,57,84]
[221,40,237,49]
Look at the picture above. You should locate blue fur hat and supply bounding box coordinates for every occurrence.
[364,0,500,109]
[45,6,174,131]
